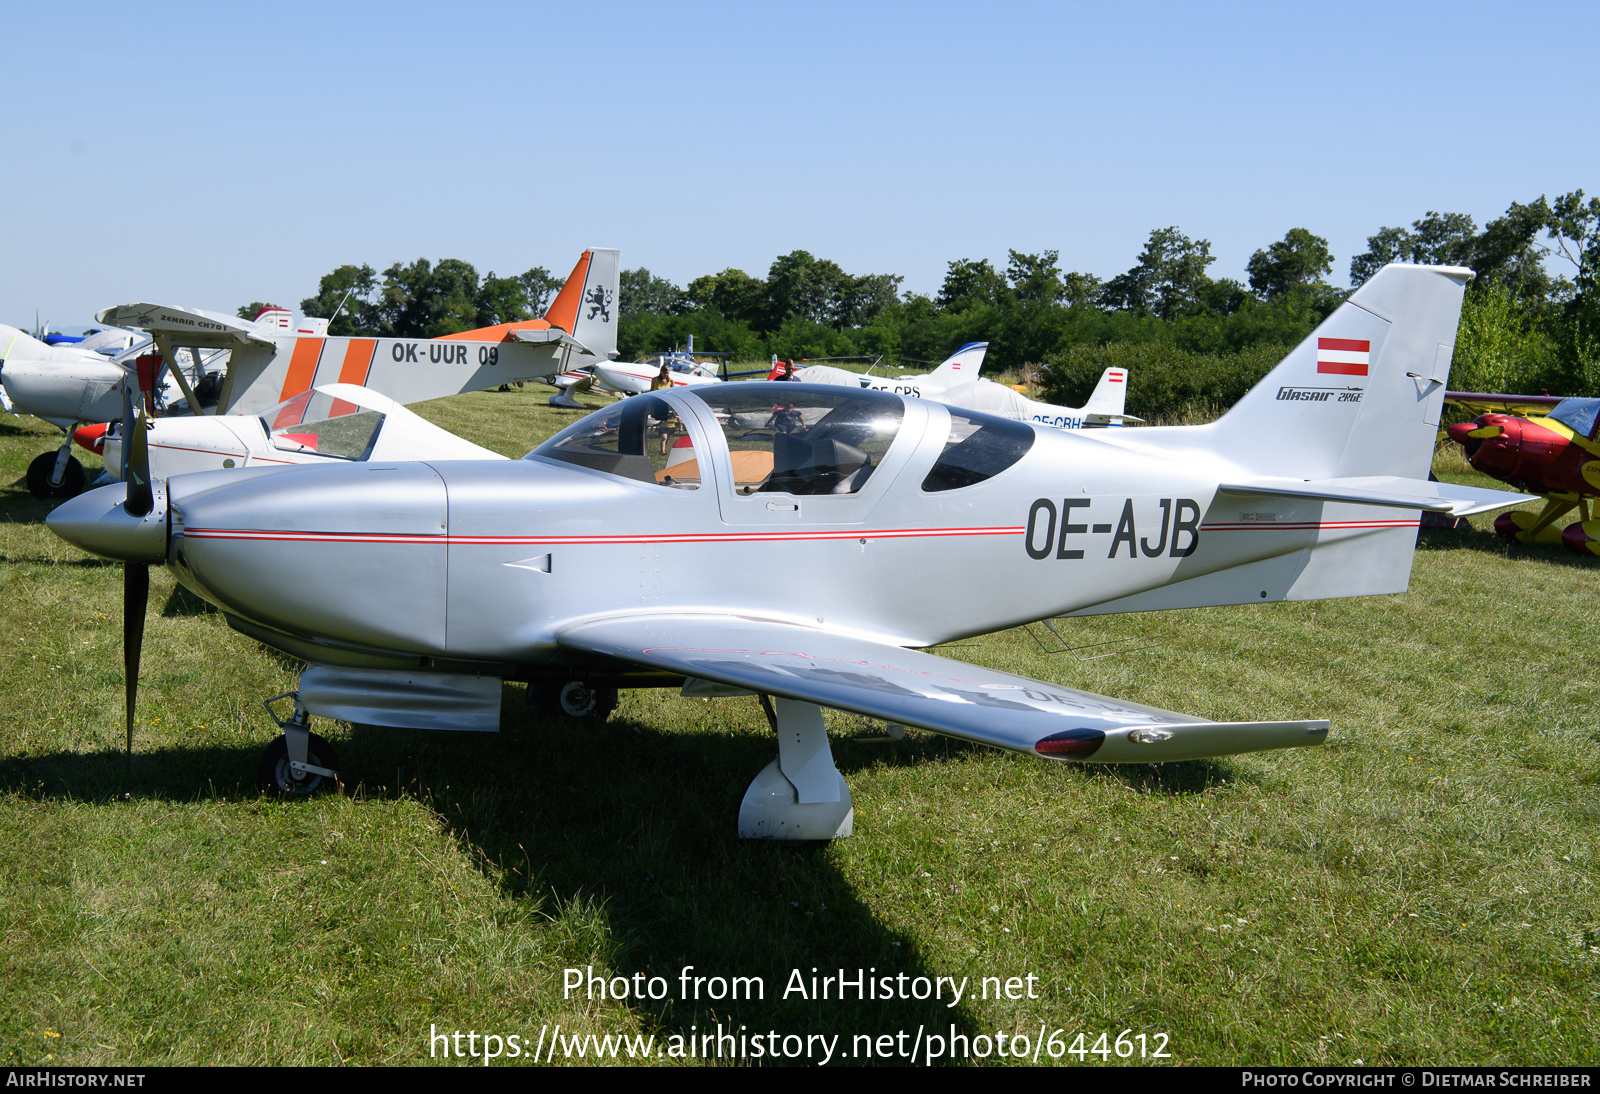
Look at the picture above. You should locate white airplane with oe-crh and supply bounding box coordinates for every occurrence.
[798,344,1138,430]
[47,264,1534,841]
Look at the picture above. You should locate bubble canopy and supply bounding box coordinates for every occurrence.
[531,383,1033,494]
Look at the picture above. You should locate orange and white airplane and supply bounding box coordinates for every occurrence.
[95,248,619,418]
[81,250,620,484]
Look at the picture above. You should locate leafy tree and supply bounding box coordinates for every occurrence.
[300,264,381,335]
[470,271,541,327]
[1350,212,1477,286]
[1349,205,1554,299]
[1247,228,1334,300]
[765,250,858,328]
[1006,250,1066,305]
[375,258,481,338]
[1451,277,1557,395]
[1101,227,1216,320]
[1545,190,1600,391]
[685,268,767,327]
[517,267,562,316]
[837,272,904,328]
[1196,278,1249,316]
[936,259,1010,311]
[1462,200,1553,305]
[619,268,686,317]
[1062,271,1104,310]
[236,302,282,322]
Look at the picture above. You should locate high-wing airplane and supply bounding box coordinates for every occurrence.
[94,248,621,421]
[48,265,1535,841]
[1442,390,1600,553]
[78,251,619,482]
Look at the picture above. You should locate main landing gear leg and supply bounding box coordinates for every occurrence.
[738,697,853,841]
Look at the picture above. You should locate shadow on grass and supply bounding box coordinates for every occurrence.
[161,585,218,617]
[0,487,76,526]
[1417,526,1600,568]
[0,692,987,1060]
[0,551,119,568]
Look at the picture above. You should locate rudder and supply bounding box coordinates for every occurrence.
[1205,264,1472,480]
[546,248,620,361]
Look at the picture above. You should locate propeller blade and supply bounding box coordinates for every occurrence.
[124,403,153,517]
[124,561,149,777]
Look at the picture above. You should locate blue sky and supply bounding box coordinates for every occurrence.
[4,0,1596,323]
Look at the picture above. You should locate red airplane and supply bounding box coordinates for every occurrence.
[1443,392,1600,555]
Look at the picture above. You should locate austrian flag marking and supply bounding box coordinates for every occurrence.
[1317,337,1370,376]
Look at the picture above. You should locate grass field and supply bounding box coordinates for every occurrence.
[1,388,1596,1066]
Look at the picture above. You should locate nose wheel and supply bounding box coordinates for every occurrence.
[542,679,619,720]
[258,732,340,796]
[259,691,341,796]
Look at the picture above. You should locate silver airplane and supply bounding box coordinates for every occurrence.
[47,264,1534,841]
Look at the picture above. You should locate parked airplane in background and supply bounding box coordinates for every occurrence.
[96,248,621,421]
[939,368,1136,429]
[796,341,989,399]
[1,322,151,496]
[50,265,1536,841]
[14,251,618,498]
[800,353,1134,431]
[1443,390,1600,554]
[548,334,724,407]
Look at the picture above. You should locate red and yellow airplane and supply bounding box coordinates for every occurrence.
[1443,391,1600,555]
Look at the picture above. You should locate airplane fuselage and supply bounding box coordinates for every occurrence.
[154,386,1417,673]
[0,326,130,428]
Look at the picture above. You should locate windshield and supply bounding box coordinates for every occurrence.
[1548,398,1600,440]
[689,383,904,496]
[257,390,386,460]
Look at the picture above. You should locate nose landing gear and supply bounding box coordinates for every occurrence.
[259,691,341,796]
[543,679,619,720]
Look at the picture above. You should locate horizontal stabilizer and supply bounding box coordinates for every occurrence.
[559,613,1328,763]
[1219,475,1537,516]
[510,327,596,355]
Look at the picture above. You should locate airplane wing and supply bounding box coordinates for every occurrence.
[557,614,1327,763]
[94,303,275,348]
[1445,391,1564,418]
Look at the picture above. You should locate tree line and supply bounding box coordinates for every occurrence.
[253,189,1600,413]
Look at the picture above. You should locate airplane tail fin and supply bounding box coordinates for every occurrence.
[1082,366,1130,426]
[1200,264,1472,481]
[1078,264,1498,614]
[926,341,988,384]
[544,248,620,360]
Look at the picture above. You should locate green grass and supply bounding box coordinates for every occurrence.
[1,392,1597,1066]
